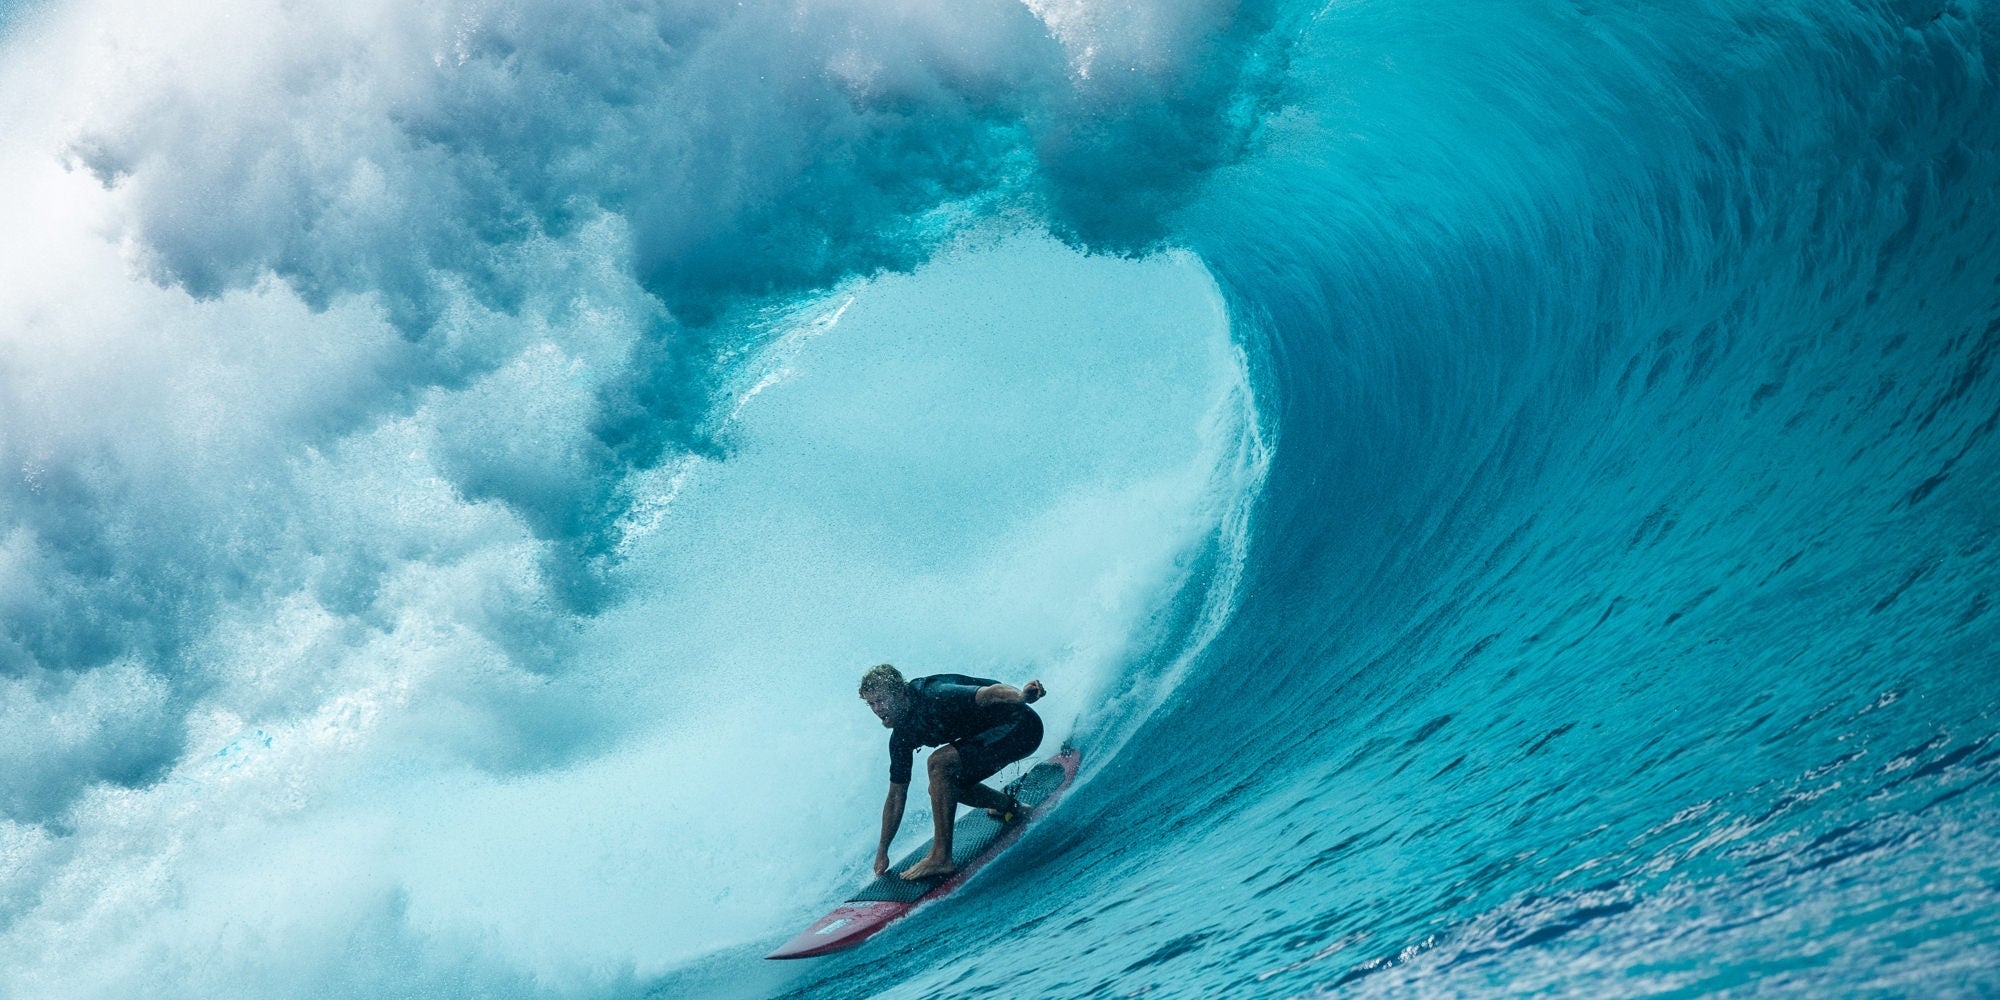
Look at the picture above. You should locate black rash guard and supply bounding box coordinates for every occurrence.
[887,673,1006,784]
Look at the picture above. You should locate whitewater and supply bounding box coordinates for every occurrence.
[1,0,1995,996]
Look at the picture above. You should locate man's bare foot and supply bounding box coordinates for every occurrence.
[900,854,956,880]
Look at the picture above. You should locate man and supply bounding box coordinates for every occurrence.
[858,663,1046,881]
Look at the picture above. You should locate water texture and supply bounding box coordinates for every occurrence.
[1,0,1996,997]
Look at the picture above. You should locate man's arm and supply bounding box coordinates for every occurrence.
[975,679,1045,706]
[874,782,908,876]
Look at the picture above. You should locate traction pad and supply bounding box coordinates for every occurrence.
[850,761,1068,905]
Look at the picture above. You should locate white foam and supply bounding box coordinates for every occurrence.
[0,0,1259,991]
[400,235,1260,978]
[0,228,1259,993]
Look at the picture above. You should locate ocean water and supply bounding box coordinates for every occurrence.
[1,0,1996,997]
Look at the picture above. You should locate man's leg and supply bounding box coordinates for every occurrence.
[955,781,1010,813]
[900,745,964,880]
[956,708,1044,819]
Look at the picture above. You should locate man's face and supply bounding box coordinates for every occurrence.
[863,690,907,728]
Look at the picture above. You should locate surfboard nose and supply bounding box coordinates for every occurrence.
[766,901,910,959]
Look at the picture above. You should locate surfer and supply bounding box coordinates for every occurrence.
[859,663,1046,881]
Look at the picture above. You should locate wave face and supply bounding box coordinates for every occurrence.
[777,0,2000,995]
[3,0,1998,997]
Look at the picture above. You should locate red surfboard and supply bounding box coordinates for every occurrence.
[767,745,1081,959]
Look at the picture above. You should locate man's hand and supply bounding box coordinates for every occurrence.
[976,680,1047,707]
[877,783,907,877]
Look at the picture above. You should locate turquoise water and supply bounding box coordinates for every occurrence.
[1,0,1995,996]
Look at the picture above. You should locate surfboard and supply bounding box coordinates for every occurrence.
[766,745,1081,959]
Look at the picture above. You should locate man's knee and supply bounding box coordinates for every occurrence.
[928,745,962,779]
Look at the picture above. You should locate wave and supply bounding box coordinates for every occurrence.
[783,0,2000,995]
[3,0,1998,996]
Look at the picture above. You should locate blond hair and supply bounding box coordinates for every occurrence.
[858,663,906,698]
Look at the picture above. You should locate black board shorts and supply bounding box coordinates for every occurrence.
[949,705,1044,786]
